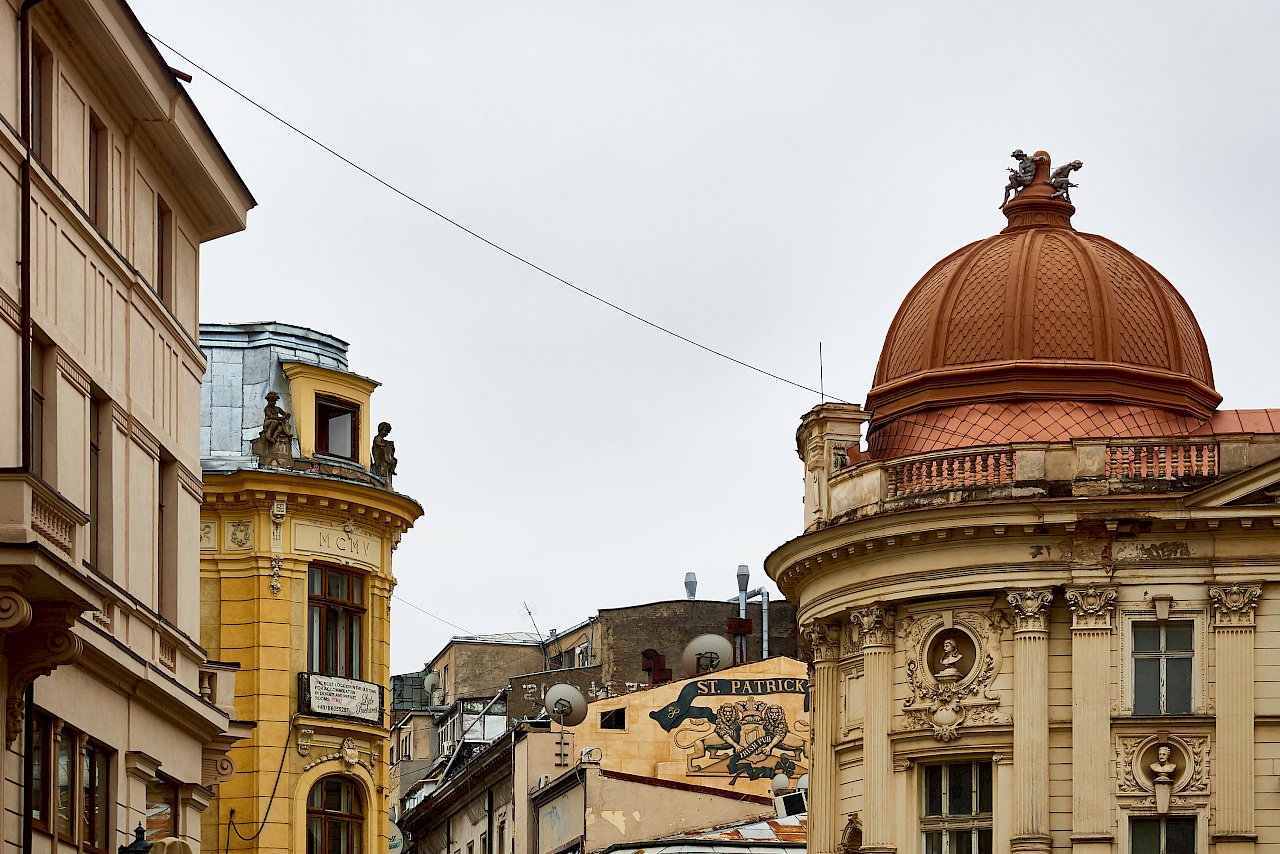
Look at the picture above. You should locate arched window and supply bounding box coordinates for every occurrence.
[306,776,363,854]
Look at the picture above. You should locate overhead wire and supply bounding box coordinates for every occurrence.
[146,33,851,405]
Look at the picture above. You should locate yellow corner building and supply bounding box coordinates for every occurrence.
[198,323,422,854]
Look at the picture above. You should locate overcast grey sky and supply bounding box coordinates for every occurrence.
[130,1,1280,674]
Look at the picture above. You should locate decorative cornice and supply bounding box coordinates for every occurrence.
[1007,588,1054,633]
[1064,585,1117,630]
[1209,584,1262,628]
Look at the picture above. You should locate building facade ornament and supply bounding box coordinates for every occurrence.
[297,727,314,756]
[1007,589,1054,632]
[5,607,84,745]
[1045,160,1083,203]
[227,520,253,550]
[252,390,296,466]
[1001,149,1047,206]
[897,608,1009,741]
[1209,584,1262,628]
[270,557,283,597]
[800,619,843,663]
[1064,585,1117,629]
[1116,734,1210,798]
[854,605,895,648]
[371,422,398,488]
[302,737,373,774]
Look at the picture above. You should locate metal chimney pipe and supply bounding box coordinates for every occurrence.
[736,565,749,618]
[761,589,769,659]
[684,572,697,600]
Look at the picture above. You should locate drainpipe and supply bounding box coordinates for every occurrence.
[17,0,46,477]
[486,788,494,854]
[22,684,32,854]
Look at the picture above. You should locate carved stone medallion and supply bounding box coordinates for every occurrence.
[897,608,1009,741]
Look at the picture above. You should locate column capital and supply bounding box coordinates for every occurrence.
[800,619,844,663]
[854,604,895,648]
[1007,588,1054,633]
[1064,585,1117,630]
[1210,583,1262,628]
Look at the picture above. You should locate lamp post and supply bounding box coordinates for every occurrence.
[119,824,152,853]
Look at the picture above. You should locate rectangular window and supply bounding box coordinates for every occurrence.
[29,711,51,831]
[88,111,107,230]
[1133,620,1194,715]
[88,400,100,569]
[30,339,45,478]
[921,760,993,854]
[600,709,625,730]
[307,565,366,678]
[316,396,359,460]
[156,456,178,620]
[55,726,73,841]
[498,821,506,854]
[30,37,51,164]
[145,777,178,841]
[82,740,111,852]
[467,841,474,854]
[1131,816,1195,854]
[155,195,172,304]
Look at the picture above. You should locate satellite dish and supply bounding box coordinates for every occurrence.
[543,684,588,727]
[682,634,735,677]
[797,774,809,792]
[422,672,440,694]
[771,773,791,794]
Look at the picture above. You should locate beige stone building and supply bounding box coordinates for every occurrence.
[0,0,254,851]
[767,153,1280,854]
[399,659,809,854]
[199,322,422,854]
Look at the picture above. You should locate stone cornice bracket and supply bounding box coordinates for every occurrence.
[5,606,84,745]
[0,581,33,633]
[800,619,844,663]
[1007,589,1054,633]
[1209,584,1262,629]
[855,604,896,648]
[1064,585,1117,630]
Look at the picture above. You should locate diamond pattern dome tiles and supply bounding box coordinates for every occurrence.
[865,159,1219,458]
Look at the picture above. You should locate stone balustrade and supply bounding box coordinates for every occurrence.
[820,436,1257,526]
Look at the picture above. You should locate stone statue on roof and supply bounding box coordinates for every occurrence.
[1046,160,1083,203]
[1001,149,1047,207]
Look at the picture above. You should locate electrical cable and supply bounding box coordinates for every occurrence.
[392,595,477,636]
[145,33,851,405]
[225,712,299,853]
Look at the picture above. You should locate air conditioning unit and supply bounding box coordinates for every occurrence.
[441,740,455,757]
[773,790,807,818]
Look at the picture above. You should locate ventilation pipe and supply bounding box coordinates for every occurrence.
[684,572,697,600]
[736,565,750,663]
[761,589,769,659]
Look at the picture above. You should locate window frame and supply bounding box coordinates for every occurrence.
[145,775,179,842]
[306,776,364,854]
[82,738,112,854]
[154,194,172,305]
[87,110,108,231]
[307,565,367,679]
[1121,606,1208,722]
[28,710,52,833]
[1132,619,1195,716]
[600,709,626,731]
[54,723,75,843]
[1130,815,1196,854]
[315,395,360,461]
[30,35,52,165]
[919,759,993,854]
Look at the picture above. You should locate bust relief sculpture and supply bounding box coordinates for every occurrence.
[1150,744,1177,783]
[934,639,964,680]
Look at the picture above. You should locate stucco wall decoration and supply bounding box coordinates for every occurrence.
[897,606,1010,740]
[650,676,810,783]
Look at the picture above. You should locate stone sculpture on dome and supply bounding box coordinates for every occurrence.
[1046,159,1083,203]
[1001,148,1047,207]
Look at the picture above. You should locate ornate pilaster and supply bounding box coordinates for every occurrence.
[1007,589,1053,854]
[1209,583,1261,849]
[855,605,896,854]
[802,619,844,854]
[1064,586,1117,850]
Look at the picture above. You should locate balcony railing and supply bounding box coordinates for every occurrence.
[1106,442,1218,479]
[885,448,1015,500]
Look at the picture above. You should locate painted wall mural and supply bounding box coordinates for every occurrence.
[650,677,810,783]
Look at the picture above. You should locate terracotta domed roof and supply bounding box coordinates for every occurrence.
[865,151,1219,458]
